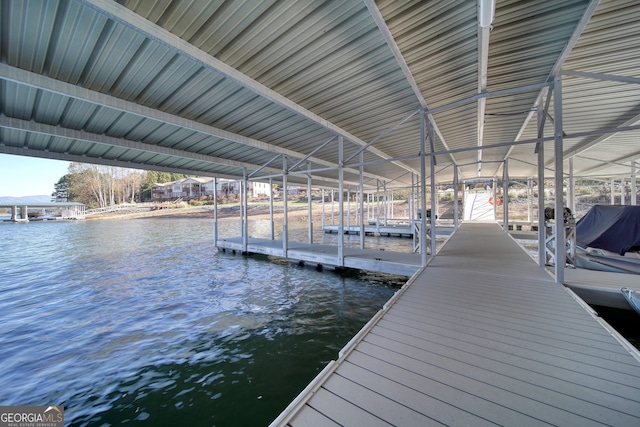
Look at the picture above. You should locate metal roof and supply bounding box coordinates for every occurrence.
[1,0,639,189]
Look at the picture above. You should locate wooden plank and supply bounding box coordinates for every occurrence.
[388,301,632,362]
[320,373,453,426]
[395,284,599,326]
[372,319,640,397]
[386,303,619,351]
[356,338,640,425]
[331,361,504,426]
[393,289,601,330]
[345,349,609,427]
[364,331,640,413]
[289,405,341,427]
[297,388,390,427]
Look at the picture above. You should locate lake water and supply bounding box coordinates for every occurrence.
[0,217,405,426]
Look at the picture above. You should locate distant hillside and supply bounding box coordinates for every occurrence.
[0,195,51,204]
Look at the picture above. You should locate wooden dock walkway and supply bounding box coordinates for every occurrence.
[271,222,640,426]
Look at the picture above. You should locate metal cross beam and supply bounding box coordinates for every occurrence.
[0,63,382,183]
[507,0,601,160]
[363,0,457,174]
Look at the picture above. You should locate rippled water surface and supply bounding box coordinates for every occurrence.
[0,218,399,426]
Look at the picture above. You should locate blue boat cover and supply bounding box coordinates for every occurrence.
[576,205,640,255]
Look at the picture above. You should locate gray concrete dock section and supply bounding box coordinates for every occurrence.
[272,222,640,426]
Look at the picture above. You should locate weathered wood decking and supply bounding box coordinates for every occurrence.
[272,222,640,426]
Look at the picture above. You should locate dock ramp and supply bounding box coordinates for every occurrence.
[464,192,495,222]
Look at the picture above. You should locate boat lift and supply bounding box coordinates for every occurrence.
[544,207,576,268]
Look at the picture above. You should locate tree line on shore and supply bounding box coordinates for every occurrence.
[52,163,184,208]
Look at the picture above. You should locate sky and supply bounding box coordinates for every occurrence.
[0,154,71,197]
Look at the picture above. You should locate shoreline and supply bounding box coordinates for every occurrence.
[87,203,332,222]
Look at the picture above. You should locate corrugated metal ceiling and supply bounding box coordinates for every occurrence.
[0,0,639,189]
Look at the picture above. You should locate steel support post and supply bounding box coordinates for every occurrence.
[411,172,415,221]
[428,117,437,258]
[338,136,344,264]
[611,179,615,205]
[269,177,274,240]
[419,110,428,266]
[462,181,466,220]
[411,173,417,252]
[282,157,288,255]
[307,162,313,244]
[503,159,509,231]
[569,157,575,213]
[632,162,637,205]
[622,178,626,205]
[391,190,395,220]
[347,187,351,230]
[527,179,533,224]
[242,170,248,253]
[453,167,459,228]
[376,180,381,229]
[331,189,334,225]
[321,188,325,230]
[434,186,438,224]
[493,179,497,219]
[213,177,218,246]
[537,98,546,268]
[553,78,565,284]
[238,180,243,239]
[383,182,387,226]
[367,193,370,222]
[359,152,365,249]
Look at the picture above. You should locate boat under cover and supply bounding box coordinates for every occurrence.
[575,248,640,274]
[576,205,640,255]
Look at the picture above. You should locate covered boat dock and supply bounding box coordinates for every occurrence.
[2,0,640,425]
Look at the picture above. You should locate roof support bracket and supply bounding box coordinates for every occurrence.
[344,109,419,164]
[288,136,336,171]
[534,85,554,154]
[248,153,283,178]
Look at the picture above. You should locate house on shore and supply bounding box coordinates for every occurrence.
[151,177,271,201]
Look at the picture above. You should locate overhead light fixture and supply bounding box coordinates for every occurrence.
[479,0,496,28]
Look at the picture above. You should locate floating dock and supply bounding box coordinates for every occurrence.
[0,202,86,222]
[323,223,455,239]
[215,236,422,277]
[323,223,414,238]
[563,268,640,310]
[271,222,640,426]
